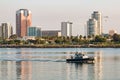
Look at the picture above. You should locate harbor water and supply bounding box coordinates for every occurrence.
[0,48,120,80]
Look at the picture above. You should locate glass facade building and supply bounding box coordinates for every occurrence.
[27,26,42,37]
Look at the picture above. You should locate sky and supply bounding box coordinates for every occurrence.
[0,0,120,35]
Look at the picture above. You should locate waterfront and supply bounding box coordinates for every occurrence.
[0,48,120,80]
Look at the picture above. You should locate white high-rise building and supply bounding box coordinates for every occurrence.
[92,11,102,35]
[1,23,13,39]
[87,11,102,36]
[87,19,98,36]
[61,21,72,37]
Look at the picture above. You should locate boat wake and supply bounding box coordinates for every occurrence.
[0,58,66,62]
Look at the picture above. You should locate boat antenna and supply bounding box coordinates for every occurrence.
[76,48,78,53]
[80,48,83,54]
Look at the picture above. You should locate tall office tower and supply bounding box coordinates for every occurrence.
[87,19,98,36]
[16,9,32,37]
[27,26,42,37]
[1,23,13,39]
[61,21,72,37]
[92,11,102,35]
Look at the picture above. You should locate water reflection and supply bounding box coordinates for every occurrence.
[66,63,91,80]
[16,52,32,80]
[0,51,32,80]
[0,48,120,80]
[94,51,103,80]
[16,61,32,80]
[0,61,16,80]
[66,51,103,80]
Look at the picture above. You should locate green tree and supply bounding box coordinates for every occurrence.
[94,35,106,42]
[112,33,120,42]
[9,34,17,40]
[83,36,86,40]
[72,36,79,44]
[8,40,15,44]
[79,35,82,39]
[55,39,63,44]
[14,40,21,44]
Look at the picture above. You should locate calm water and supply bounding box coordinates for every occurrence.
[0,48,120,80]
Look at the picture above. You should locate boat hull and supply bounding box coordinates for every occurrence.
[66,58,94,63]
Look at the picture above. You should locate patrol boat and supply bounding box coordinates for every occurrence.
[66,52,95,63]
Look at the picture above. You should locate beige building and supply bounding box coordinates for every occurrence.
[109,30,117,36]
[0,23,13,39]
[0,26,2,37]
[16,9,32,37]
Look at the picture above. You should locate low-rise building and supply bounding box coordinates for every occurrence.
[17,36,36,41]
[42,30,61,37]
[27,26,42,37]
[109,30,117,36]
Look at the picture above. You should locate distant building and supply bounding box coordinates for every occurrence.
[0,26,2,37]
[17,36,36,41]
[92,11,102,35]
[42,30,61,37]
[109,30,117,36]
[0,23,13,39]
[87,11,102,36]
[23,36,36,40]
[27,26,42,37]
[61,21,72,37]
[87,19,98,36]
[16,9,32,37]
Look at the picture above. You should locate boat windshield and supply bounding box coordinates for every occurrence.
[74,52,88,59]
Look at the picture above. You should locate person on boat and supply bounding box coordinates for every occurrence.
[71,56,73,59]
[82,54,88,58]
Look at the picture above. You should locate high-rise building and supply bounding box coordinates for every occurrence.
[0,23,13,39]
[16,9,32,37]
[27,26,42,37]
[0,26,2,37]
[87,11,102,36]
[87,19,98,36]
[61,21,72,37]
[92,11,102,35]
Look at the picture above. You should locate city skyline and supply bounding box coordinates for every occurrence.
[0,0,120,35]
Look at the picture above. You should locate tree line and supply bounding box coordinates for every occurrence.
[0,33,120,46]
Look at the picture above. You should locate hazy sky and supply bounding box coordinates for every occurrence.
[0,0,120,35]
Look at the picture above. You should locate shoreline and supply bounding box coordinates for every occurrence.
[0,45,120,48]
